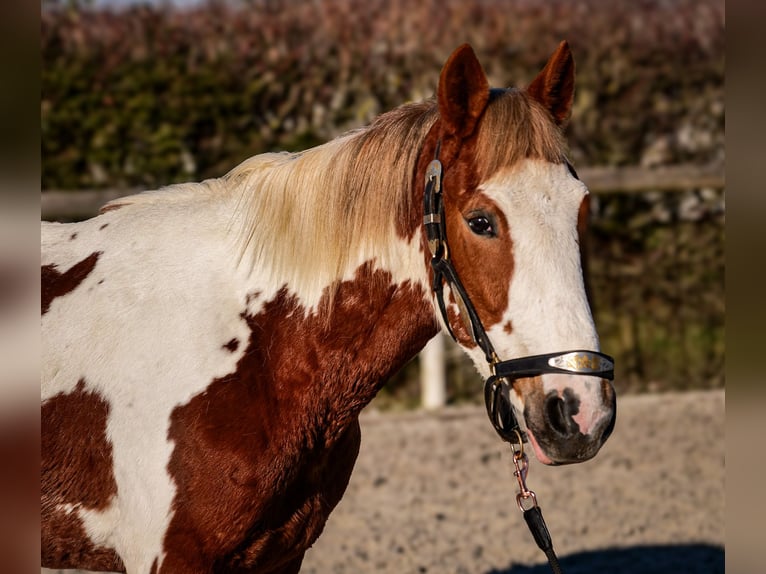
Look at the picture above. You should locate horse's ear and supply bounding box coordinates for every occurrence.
[438,44,490,138]
[526,41,575,127]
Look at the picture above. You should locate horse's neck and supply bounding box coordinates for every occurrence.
[240,259,437,434]
[232,146,438,421]
[318,263,438,417]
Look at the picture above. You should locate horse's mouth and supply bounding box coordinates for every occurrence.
[525,428,554,465]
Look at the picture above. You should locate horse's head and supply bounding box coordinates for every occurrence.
[421,43,616,465]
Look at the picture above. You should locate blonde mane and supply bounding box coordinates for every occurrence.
[227,89,566,299]
[227,100,438,298]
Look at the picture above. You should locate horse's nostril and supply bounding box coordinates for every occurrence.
[545,395,567,435]
[545,391,579,436]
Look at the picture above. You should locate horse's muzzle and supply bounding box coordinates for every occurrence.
[522,375,616,465]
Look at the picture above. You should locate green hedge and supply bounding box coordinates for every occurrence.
[42,0,724,189]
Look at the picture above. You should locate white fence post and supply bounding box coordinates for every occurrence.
[420,333,446,410]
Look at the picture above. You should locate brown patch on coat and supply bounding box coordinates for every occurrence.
[222,338,239,353]
[443,298,476,349]
[413,121,514,347]
[41,379,123,571]
[577,194,592,306]
[161,263,437,573]
[42,380,117,507]
[444,187,513,339]
[99,223,109,230]
[99,203,126,214]
[69,232,78,241]
[41,252,101,315]
[41,507,125,572]
[503,320,514,334]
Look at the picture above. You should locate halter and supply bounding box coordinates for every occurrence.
[422,142,615,444]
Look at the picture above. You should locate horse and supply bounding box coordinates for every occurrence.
[41,42,616,573]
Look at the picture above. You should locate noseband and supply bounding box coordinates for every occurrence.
[422,143,614,445]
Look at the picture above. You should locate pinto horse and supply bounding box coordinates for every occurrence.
[42,43,616,573]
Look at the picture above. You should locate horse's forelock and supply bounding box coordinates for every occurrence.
[474,88,568,181]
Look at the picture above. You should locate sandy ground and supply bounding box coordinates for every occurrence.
[301,389,724,573]
[45,389,724,573]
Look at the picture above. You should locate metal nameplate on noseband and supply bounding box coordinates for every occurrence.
[494,350,615,381]
[548,351,614,376]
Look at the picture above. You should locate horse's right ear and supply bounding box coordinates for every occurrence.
[438,44,490,138]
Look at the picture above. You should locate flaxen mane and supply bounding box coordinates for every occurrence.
[101,89,566,301]
[228,89,565,296]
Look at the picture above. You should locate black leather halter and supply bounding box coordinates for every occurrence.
[422,143,614,444]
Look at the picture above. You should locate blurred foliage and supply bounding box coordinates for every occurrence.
[41,0,724,399]
[41,0,723,189]
[589,189,725,393]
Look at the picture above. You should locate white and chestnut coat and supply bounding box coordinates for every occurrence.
[41,43,615,573]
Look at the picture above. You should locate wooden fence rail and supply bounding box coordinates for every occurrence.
[40,162,725,410]
[41,163,724,221]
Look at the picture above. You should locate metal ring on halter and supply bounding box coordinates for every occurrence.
[517,489,538,512]
[426,159,442,186]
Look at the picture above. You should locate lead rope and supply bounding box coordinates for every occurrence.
[510,433,563,574]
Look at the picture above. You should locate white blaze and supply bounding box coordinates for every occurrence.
[475,159,604,433]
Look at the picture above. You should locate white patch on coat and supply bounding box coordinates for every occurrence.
[77,499,121,550]
[42,186,264,571]
[41,179,431,571]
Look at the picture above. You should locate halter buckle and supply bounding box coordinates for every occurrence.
[425,159,442,189]
[424,159,444,258]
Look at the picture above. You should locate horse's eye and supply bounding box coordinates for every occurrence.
[467,215,495,237]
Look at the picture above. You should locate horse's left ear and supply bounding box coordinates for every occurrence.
[438,44,490,138]
[526,41,575,127]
